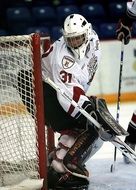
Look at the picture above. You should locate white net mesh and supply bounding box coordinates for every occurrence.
[0,35,44,189]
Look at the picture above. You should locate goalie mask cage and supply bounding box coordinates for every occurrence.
[0,34,54,190]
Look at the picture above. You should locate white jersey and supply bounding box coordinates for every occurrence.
[127,0,136,18]
[42,31,100,118]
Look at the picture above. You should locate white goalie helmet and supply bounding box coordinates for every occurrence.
[62,14,93,60]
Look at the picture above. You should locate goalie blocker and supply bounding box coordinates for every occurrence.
[75,97,128,137]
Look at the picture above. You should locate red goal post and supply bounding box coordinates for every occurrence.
[0,33,55,190]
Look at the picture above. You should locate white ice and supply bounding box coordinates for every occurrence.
[85,101,136,190]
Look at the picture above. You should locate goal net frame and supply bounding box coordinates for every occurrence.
[0,33,55,190]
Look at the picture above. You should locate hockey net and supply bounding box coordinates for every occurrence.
[0,34,54,190]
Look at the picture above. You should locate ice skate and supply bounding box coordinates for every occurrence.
[46,166,89,190]
[63,159,89,179]
[123,142,135,164]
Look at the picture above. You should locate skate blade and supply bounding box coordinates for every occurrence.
[123,155,136,164]
[49,185,88,190]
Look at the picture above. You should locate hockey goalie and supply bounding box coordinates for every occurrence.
[41,14,128,189]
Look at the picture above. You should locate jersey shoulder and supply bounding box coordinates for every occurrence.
[87,30,100,54]
[53,36,65,49]
[91,29,99,42]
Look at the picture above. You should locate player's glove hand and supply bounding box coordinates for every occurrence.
[99,127,115,141]
[116,15,133,45]
[116,20,132,45]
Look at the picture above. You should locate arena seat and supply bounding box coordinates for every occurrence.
[81,3,106,26]
[0,29,8,36]
[25,26,50,35]
[32,6,56,25]
[4,1,127,39]
[99,23,116,39]
[81,3,105,19]
[6,6,31,22]
[6,6,32,35]
[51,26,62,41]
[59,0,76,5]
[109,2,126,19]
[132,21,136,37]
[56,5,79,24]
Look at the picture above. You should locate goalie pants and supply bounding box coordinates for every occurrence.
[51,127,103,174]
[43,82,86,132]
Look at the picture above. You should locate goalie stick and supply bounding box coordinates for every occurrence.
[45,78,136,164]
[45,78,127,136]
[112,136,136,164]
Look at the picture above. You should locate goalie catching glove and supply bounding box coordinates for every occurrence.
[75,96,128,139]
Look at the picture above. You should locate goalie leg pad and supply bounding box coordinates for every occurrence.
[63,126,100,178]
[51,131,79,173]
